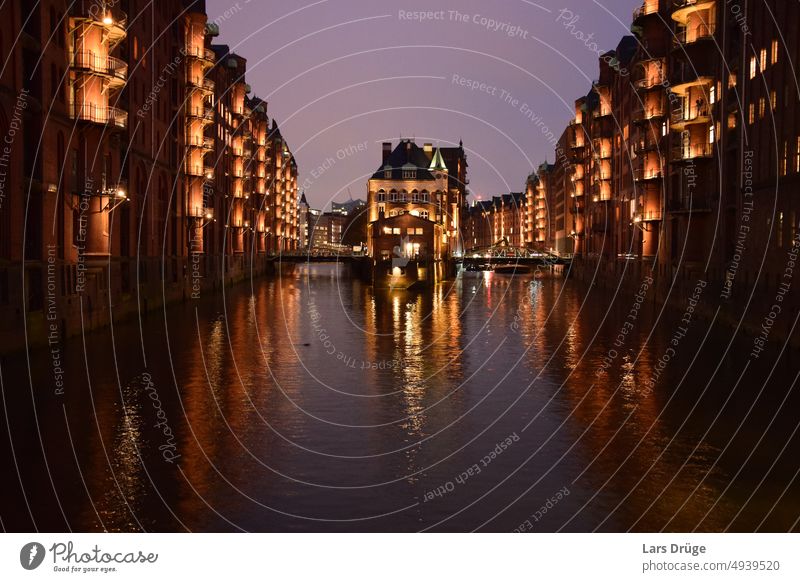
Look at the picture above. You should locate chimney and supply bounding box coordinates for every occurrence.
[382,142,392,162]
[423,143,433,158]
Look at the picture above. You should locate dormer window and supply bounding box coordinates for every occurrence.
[383,164,392,179]
[401,163,416,179]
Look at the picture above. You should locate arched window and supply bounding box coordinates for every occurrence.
[411,189,419,202]
[377,189,386,202]
[420,210,429,220]
[420,190,429,202]
[389,189,397,202]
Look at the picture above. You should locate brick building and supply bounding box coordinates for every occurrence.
[0,0,300,350]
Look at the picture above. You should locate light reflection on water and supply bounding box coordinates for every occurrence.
[2,263,799,532]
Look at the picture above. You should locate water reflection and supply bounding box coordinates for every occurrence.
[2,263,798,532]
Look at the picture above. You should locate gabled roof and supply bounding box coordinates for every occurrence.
[371,140,436,180]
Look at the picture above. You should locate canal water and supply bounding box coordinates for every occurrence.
[1,264,798,532]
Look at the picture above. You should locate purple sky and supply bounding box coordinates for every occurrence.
[207,0,639,210]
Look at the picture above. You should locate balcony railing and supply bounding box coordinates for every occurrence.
[633,1,659,23]
[633,167,663,182]
[673,23,716,48]
[72,51,128,84]
[187,106,214,122]
[186,135,214,150]
[185,45,216,64]
[671,142,714,161]
[70,103,127,129]
[632,105,665,124]
[635,209,663,222]
[670,105,710,128]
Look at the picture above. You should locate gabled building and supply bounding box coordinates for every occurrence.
[366,140,467,260]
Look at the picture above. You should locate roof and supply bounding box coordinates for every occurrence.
[371,140,437,180]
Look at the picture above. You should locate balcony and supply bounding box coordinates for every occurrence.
[186,135,214,151]
[633,167,663,182]
[671,142,713,162]
[70,103,127,129]
[633,1,660,24]
[632,105,665,125]
[672,22,716,49]
[633,60,666,90]
[670,105,710,130]
[187,106,214,123]
[185,45,216,67]
[72,51,127,88]
[671,0,716,24]
[635,209,663,222]
[188,76,215,94]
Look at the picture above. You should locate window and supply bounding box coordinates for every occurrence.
[796,137,800,173]
[777,212,784,248]
[728,72,737,89]
[389,190,397,202]
[749,56,757,79]
[758,97,765,119]
[748,103,755,124]
[421,191,429,202]
[378,203,385,214]
[416,228,423,235]
[399,191,406,202]
[708,123,715,144]
[402,169,416,179]
[760,48,767,72]
[392,228,401,235]
[782,141,788,176]
[709,84,716,105]
[420,210,429,220]
[772,39,779,64]
[377,191,386,202]
[771,90,777,110]
[411,190,419,202]
[384,170,392,179]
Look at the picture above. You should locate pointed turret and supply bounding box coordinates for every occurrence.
[429,147,448,172]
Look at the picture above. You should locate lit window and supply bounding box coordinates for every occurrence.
[760,48,767,72]
[416,228,423,235]
[759,97,766,119]
[782,141,788,176]
[402,170,416,179]
[709,84,716,104]
[750,56,757,79]
[796,137,800,172]
[709,124,715,144]
[771,90,777,110]
[749,104,755,124]
[728,72,737,89]
[772,39,779,64]
[777,212,784,248]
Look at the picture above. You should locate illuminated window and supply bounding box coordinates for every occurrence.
[796,137,800,172]
[759,97,765,119]
[771,90,777,110]
[760,48,767,72]
[392,228,401,234]
[782,141,788,176]
[709,84,716,104]
[709,124,715,144]
[748,103,755,124]
[420,210,429,220]
[772,39,779,64]
[728,72,737,88]
[777,212,784,248]
[749,56,757,79]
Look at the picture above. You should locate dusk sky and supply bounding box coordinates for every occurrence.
[206,0,639,210]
